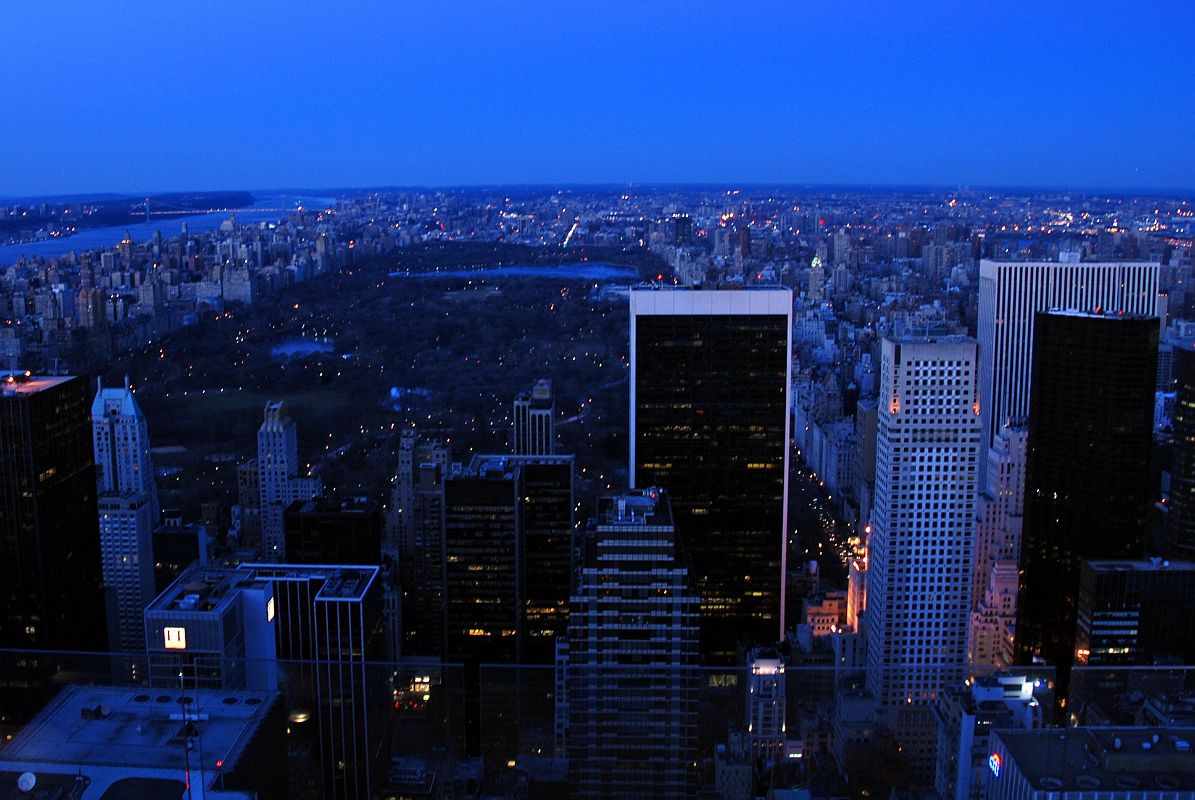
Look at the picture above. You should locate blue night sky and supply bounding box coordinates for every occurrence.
[2,0,1193,196]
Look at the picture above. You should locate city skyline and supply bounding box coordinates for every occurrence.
[3,2,1195,196]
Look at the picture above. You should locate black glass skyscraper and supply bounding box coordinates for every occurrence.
[1166,344,1195,560]
[630,288,792,662]
[441,454,574,665]
[0,373,106,651]
[1017,311,1158,679]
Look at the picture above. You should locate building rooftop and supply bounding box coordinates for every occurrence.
[241,562,379,601]
[596,488,673,528]
[287,496,378,516]
[145,565,260,615]
[1044,307,1156,321]
[315,567,377,600]
[993,727,1195,793]
[0,685,279,798]
[0,372,74,396]
[1085,558,1195,573]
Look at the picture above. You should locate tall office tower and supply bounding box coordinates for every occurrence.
[976,259,1158,467]
[92,379,158,655]
[565,489,699,799]
[0,373,106,651]
[441,454,574,664]
[630,287,792,661]
[518,455,575,663]
[284,496,382,565]
[745,648,787,765]
[402,461,446,656]
[246,563,386,800]
[672,212,693,246]
[236,457,262,546]
[388,427,449,547]
[968,425,1027,669]
[513,379,555,455]
[1016,312,1158,679]
[442,458,521,665]
[866,337,980,782]
[1166,344,1195,559]
[257,401,321,559]
[92,377,157,501]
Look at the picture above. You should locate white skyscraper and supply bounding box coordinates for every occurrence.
[92,378,158,655]
[257,401,321,559]
[976,259,1159,458]
[866,336,980,781]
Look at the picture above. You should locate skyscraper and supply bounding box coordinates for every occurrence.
[866,336,980,781]
[401,459,446,657]
[513,379,555,456]
[92,377,158,501]
[283,496,382,566]
[387,427,449,548]
[976,259,1158,462]
[1165,343,1195,560]
[1017,311,1158,677]
[152,562,387,800]
[630,287,792,660]
[672,212,693,246]
[968,425,1027,669]
[441,453,574,664]
[0,373,106,651]
[92,378,158,655]
[257,401,321,559]
[565,489,699,799]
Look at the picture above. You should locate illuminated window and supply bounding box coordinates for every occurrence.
[164,627,187,650]
[266,597,275,622]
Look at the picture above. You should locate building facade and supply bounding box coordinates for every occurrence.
[257,401,321,559]
[866,337,980,781]
[565,489,700,799]
[92,379,158,655]
[1017,312,1158,679]
[630,287,792,660]
[1166,344,1195,559]
[513,378,555,455]
[976,260,1159,461]
[0,373,106,651]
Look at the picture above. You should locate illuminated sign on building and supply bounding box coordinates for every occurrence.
[988,753,1001,777]
[164,627,187,650]
[267,597,275,622]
